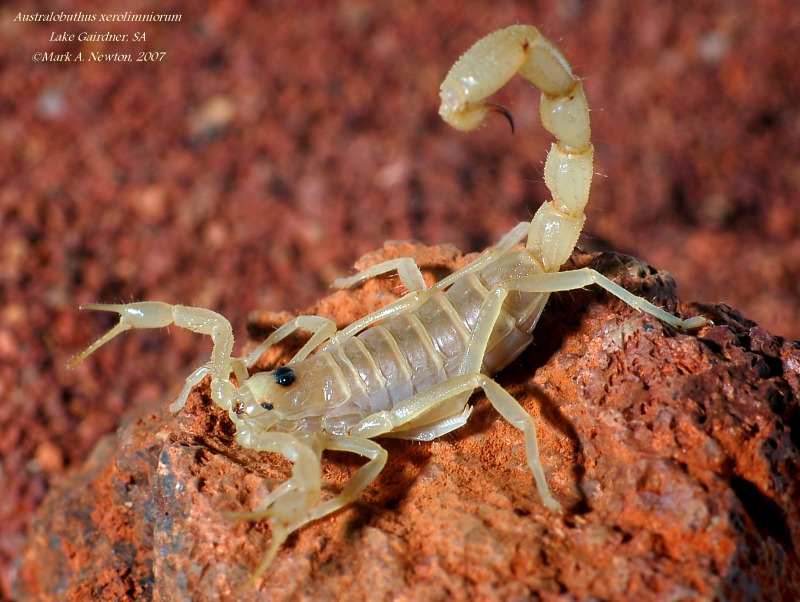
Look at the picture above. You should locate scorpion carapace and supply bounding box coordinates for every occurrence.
[69,25,707,586]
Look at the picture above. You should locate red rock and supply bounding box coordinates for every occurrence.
[13,245,800,601]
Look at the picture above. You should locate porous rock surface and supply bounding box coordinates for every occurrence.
[14,243,800,601]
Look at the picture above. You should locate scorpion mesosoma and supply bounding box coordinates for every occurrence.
[70,25,706,583]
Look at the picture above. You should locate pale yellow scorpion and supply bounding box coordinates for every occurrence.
[70,25,706,582]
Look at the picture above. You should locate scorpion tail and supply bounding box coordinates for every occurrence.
[439,25,593,273]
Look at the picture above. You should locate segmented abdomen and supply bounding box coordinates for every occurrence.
[322,249,546,422]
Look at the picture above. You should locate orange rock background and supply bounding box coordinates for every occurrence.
[1,0,798,599]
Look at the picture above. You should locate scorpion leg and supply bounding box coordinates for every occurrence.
[302,435,387,524]
[69,302,241,412]
[245,315,338,367]
[333,222,526,295]
[226,432,386,585]
[350,370,562,512]
[224,431,323,588]
[324,290,433,348]
[333,257,427,292]
[324,222,530,350]
[430,221,530,292]
[506,268,709,330]
[324,259,433,348]
[461,283,561,511]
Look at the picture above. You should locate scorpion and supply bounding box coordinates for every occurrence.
[69,25,707,584]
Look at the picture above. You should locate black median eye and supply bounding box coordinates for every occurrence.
[260,402,274,411]
[273,366,296,387]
